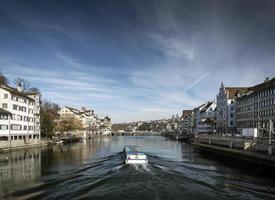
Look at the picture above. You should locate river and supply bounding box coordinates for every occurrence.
[0,136,275,200]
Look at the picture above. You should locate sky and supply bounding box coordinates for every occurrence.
[0,0,275,123]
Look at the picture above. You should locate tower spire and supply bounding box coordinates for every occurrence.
[221,81,224,89]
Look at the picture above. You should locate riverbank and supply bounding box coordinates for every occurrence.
[0,141,48,153]
[163,132,275,167]
[193,142,275,167]
[192,135,275,167]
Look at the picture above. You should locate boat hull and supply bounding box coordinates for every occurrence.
[124,145,148,164]
[125,159,148,164]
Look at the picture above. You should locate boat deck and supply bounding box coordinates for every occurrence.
[124,145,148,164]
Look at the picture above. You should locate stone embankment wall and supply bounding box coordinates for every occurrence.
[0,138,40,150]
[194,135,275,155]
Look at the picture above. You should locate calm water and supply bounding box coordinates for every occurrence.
[0,136,275,200]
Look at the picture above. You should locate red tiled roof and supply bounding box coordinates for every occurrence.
[224,87,249,99]
[248,77,275,92]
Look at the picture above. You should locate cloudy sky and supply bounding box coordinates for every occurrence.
[0,0,275,123]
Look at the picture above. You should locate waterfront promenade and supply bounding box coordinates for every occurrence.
[192,134,275,167]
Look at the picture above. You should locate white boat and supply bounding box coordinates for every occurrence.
[55,140,63,144]
[124,145,148,164]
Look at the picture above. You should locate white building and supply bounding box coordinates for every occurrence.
[193,102,216,134]
[0,85,40,149]
[58,106,95,134]
[58,106,112,136]
[216,83,248,135]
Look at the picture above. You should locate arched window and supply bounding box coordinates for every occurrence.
[0,136,8,141]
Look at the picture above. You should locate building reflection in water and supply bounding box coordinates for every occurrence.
[0,148,42,195]
[0,137,112,196]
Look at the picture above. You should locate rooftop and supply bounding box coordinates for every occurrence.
[0,108,11,115]
[0,84,38,101]
[224,87,249,99]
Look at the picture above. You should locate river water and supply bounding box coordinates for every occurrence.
[0,136,275,200]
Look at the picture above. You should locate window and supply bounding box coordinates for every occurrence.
[0,114,8,120]
[24,126,27,130]
[0,125,8,130]
[10,124,22,130]
[13,104,18,110]
[4,94,8,99]
[0,136,8,141]
[17,115,23,121]
[230,113,233,118]
[2,103,7,109]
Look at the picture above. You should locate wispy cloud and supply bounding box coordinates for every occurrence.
[150,34,196,61]
[184,72,211,90]
[1,0,275,122]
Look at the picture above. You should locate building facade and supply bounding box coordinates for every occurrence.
[178,110,193,134]
[216,83,248,135]
[193,102,216,134]
[58,106,112,135]
[236,77,275,135]
[0,85,40,149]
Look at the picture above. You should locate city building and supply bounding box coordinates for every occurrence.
[193,102,217,134]
[178,110,193,134]
[0,84,40,149]
[236,77,275,135]
[58,106,112,135]
[216,83,248,135]
[58,106,95,127]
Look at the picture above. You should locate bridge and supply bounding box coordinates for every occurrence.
[111,131,162,136]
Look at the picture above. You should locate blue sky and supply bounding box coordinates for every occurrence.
[0,0,275,123]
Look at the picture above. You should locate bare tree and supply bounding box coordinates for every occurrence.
[0,71,8,85]
[86,118,95,138]
[28,87,40,93]
[14,77,30,92]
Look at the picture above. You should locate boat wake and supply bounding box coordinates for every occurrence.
[4,150,275,200]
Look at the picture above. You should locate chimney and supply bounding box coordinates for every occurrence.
[265,77,270,82]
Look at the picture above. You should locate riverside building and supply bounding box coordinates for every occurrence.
[58,106,112,135]
[193,102,217,134]
[236,77,275,135]
[0,85,40,149]
[216,83,248,135]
